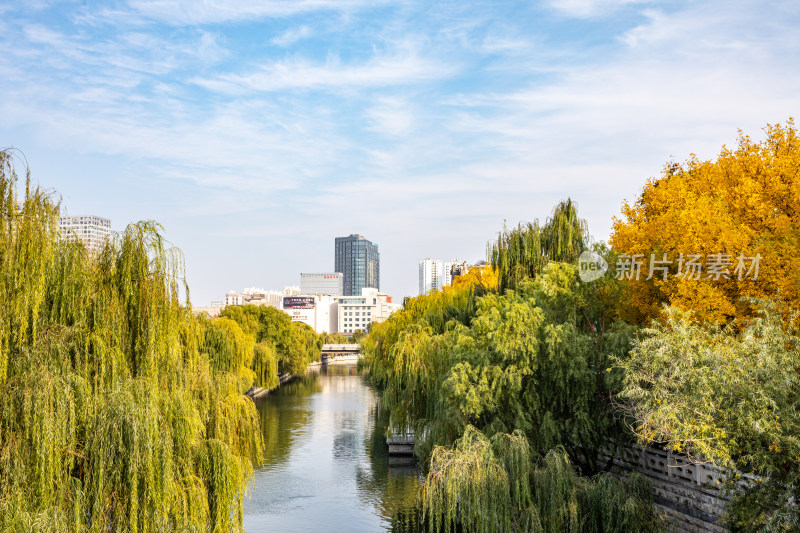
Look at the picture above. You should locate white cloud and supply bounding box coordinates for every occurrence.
[129,0,390,25]
[547,0,650,18]
[271,25,312,47]
[192,51,455,93]
[365,97,415,136]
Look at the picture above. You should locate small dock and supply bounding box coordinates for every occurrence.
[387,431,415,456]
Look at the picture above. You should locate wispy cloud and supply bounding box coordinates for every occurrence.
[272,25,312,46]
[547,0,651,18]
[192,50,455,93]
[129,0,391,25]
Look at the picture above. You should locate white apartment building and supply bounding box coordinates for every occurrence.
[338,287,398,335]
[419,258,442,295]
[419,258,467,294]
[443,260,468,287]
[59,215,113,251]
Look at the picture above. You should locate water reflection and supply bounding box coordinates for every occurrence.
[243,366,421,532]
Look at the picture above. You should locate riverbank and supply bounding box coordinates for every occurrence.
[246,372,296,399]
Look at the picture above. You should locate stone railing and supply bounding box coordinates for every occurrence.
[601,444,754,532]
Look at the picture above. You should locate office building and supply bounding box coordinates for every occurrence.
[335,234,379,296]
[301,272,343,297]
[59,215,113,251]
[337,287,398,335]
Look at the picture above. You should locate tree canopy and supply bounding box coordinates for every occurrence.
[0,150,262,531]
[610,120,800,324]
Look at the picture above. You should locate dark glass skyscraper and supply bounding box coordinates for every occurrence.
[335,234,379,296]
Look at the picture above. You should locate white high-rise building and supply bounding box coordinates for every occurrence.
[420,258,468,294]
[419,258,442,295]
[59,215,113,251]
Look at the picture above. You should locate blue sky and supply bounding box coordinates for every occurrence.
[2,0,799,304]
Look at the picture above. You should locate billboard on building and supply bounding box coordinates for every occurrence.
[283,296,315,309]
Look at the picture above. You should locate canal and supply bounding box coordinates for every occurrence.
[243,365,421,532]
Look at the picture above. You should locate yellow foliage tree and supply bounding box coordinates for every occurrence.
[450,265,498,291]
[611,120,800,323]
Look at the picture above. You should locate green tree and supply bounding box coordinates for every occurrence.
[490,199,588,293]
[618,300,800,530]
[0,150,261,531]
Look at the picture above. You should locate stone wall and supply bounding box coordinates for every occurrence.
[601,445,750,532]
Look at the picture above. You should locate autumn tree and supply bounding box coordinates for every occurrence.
[610,120,800,324]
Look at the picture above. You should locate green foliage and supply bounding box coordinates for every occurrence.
[490,199,588,293]
[416,427,661,533]
[365,261,633,474]
[421,426,519,533]
[618,300,800,529]
[0,151,262,531]
[367,200,661,531]
[251,342,279,390]
[220,304,315,375]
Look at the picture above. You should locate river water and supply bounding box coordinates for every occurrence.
[243,365,421,532]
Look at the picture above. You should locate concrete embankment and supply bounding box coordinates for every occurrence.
[245,372,295,399]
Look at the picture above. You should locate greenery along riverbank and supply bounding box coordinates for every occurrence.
[0,150,340,531]
[364,121,800,532]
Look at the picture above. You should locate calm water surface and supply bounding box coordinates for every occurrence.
[243,366,421,532]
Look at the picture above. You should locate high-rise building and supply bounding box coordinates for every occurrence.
[59,215,113,251]
[335,234,379,296]
[419,258,467,294]
[301,272,344,297]
[419,258,442,294]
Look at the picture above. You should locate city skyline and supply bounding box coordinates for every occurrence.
[2,1,798,305]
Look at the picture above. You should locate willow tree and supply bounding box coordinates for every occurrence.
[0,150,262,532]
[417,427,660,533]
[490,199,588,292]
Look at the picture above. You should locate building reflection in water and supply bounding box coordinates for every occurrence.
[244,365,421,532]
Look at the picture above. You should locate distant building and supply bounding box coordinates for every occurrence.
[225,287,283,308]
[59,215,113,251]
[301,272,343,297]
[419,258,467,294]
[193,306,222,319]
[284,285,301,296]
[337,287,398,335]
[335,234,379,296]
[283,295,338,334]
[449,261,471,282]
[419,258,442,295]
